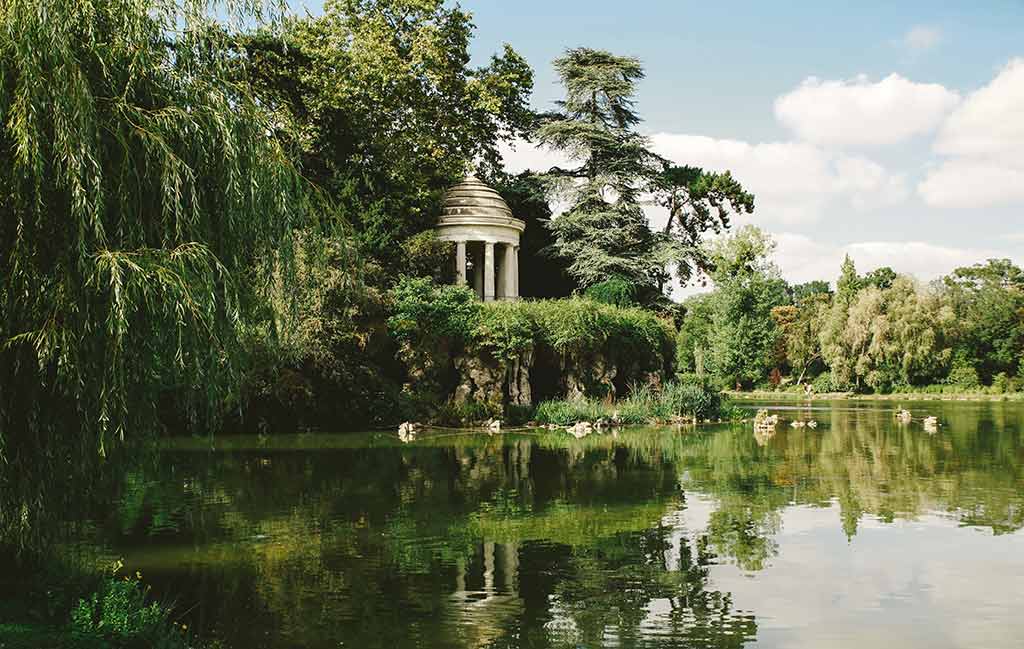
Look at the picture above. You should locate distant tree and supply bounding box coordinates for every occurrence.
[704,226,790,388]
[791,280,831,302]
[942,258,1024,382]
[784,294,830,385]
[676,294,715,377]
[651,164,755,289]
[536,48,664,293]
[864,266,897,290]
[835,255,862,301]
[831,277,955,391]
[769,305,799,376]
[821,255,861,388]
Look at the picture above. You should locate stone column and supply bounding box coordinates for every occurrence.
[484,242,496,302]
[455,240,467,286]
[513,245,520,299]
[473,244,484,299]
[503,244,516,301]
[495,247,506,300]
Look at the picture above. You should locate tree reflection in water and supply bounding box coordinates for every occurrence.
[68,399,1024,648]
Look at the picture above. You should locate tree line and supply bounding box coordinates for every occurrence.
[677,227,1024,394]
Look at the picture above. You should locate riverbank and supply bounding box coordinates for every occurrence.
[728,390,1024,402]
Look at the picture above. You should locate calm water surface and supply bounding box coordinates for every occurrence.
[86,400,1024,648]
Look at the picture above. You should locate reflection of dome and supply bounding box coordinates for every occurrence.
[438,175,524,233]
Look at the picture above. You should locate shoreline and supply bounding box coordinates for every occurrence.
[727,390,1024,402]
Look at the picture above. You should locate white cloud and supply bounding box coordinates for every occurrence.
[772,233,1020,285]
[935,58,1024,161]
[918,160,1024,208]
[500,134,908,226]
[901,25,943,53]
[920,59,1024,208]
[774,74,959,147]
[651,133,907,224]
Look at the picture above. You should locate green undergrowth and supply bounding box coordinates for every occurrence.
[534,381,742,426]
[0,560,209,649]
[389,277,675,367]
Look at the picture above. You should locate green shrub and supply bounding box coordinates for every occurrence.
[534,379,735,425]
[811,372,834,393]
[534,399,606,426]
[945,355,981,389]
[433,400,493,426]
[71,569,191,649]
[990,372,1019,394]
[388,277,481,347]
[474,302,537,363]
[659,380,723,420]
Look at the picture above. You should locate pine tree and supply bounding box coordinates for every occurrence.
[536,48,662,291]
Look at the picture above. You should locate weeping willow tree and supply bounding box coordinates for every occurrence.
[0,0,312,554]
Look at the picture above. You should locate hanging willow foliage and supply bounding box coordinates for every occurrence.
[0,0,311,553]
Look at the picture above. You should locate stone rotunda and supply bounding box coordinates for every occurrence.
[436,175,525,301]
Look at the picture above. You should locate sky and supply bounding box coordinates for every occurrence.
[294,1,1024,287]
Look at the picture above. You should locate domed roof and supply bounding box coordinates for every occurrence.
[440,175,520,224]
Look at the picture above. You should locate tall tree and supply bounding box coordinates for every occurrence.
[704,226,790,388]
[1,0,310,553]
[676,294,715,376]
[824,275,956,392]
[651,164,755,288]
[821,255,861,388]
[536,48,663,292]
[781,293,830,385]
[239,0,534,273]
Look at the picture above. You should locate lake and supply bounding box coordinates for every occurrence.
[82,399,1024,648]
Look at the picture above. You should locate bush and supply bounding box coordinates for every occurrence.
[533,399,606,426]
[388,277,481,347]
[811,372,834,393]
[70,566,192,649]
[990,372,1020,394]
[945,355,981,389]
[433,400,493,426]
[388,280,675,371]
[659,380,724,420]
[534,379,736,425]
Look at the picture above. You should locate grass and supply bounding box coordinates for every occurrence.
[534,381,743,426]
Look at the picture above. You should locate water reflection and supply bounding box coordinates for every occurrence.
[85,400,1023,648]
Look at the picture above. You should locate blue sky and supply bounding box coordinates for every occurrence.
[293,1,1024,285]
